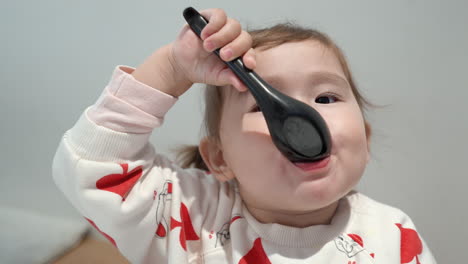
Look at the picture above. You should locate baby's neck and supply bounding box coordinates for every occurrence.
[246,201,340,228]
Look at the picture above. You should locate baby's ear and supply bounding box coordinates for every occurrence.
[199,137,235,182]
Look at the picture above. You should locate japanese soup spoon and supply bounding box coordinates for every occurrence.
[183,7,332,163]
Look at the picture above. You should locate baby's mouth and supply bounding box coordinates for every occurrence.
[293,156,330,172]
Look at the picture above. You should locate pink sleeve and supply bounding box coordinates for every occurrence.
[87,65,178,134]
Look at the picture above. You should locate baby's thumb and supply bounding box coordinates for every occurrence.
[217,68,248,92]
[242,48,256,70]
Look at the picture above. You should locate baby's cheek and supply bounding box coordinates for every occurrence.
[326,110,367,152]
[241,114,269,134]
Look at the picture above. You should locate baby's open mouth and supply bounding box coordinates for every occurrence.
[293,156,330,171]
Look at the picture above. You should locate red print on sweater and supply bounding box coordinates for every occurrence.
[96,163,143,200]
[170,203,200,251]
[238,238,272,264]
[85,218,117,248]
[231,215,242,224]
[396,223,423,264]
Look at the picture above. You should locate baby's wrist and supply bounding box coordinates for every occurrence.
[132,44,192,97]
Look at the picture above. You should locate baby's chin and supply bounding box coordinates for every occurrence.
[287,172,356,209]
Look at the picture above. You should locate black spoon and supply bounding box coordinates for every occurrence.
[183,7,331,162]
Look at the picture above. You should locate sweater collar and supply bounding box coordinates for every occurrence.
[241,193,355,248]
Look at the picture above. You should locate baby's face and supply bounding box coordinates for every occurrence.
[218,40,370,219]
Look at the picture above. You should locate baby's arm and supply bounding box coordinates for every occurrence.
[52,65,235,263]
[52,8,255,263]
[52,64,180,262]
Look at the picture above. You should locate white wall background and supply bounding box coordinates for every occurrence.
[1,0,467,262]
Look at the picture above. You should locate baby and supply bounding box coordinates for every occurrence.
[52,8,437,264]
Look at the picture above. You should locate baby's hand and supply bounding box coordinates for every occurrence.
[132,8,255,97]
[171,8,256,93]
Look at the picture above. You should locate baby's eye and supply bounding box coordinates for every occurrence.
[315,94,338,104]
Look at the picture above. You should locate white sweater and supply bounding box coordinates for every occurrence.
[52,66,437,264]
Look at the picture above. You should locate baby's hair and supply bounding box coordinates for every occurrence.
[174,23,373,170]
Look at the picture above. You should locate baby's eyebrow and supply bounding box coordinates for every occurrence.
[307,72,350,88]
[261,71,350,94]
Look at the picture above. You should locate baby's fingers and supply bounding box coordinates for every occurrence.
[200,9,228,40]
[217,30,252,62]
[203,18,242,54]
